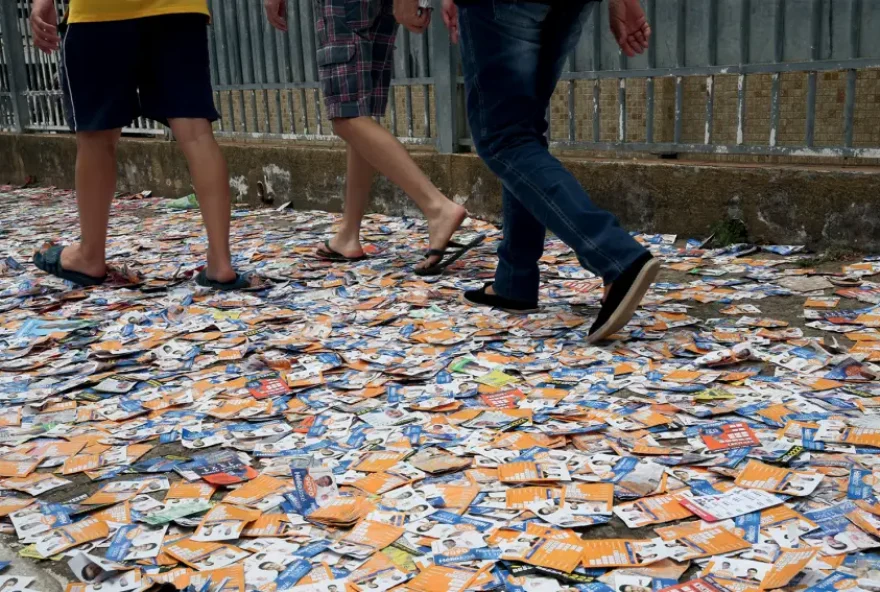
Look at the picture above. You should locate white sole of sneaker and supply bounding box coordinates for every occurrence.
[459,293,540,315]
[586,258,660,344]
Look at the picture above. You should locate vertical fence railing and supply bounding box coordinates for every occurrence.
[1,0,879,158]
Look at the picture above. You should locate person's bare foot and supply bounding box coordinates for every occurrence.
[205,259,237,284]
[416,202,468,271]
[60,243,107,278]
[321,233,365,259]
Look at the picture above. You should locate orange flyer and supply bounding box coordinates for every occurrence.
[580,540,645,568]
[502,537,584,573]
[614,491,693,527]
[759,548,818,589]
[343,520,405,549]
[562,483,614,514]
[498,461,569,483]
[351,471,410,496]
[406,565,479,592]
[241,513,293,537]
[83,481,148,506]
[92,502,132,524]
[35,517,108,558]
[677,527,751,559]
[0,456,41,478]
[167,482,216,500]
[222,475,289,506]
[354,451,408,473]
[0,496,33,517]
[700,422,761,451]
[655,520,715,541]
[506,487,560,509]
[734,460,823,496]
[189,565,245,592]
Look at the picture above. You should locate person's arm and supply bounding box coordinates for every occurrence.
[394,0,430,33]
[609,0,651,57]
[441,0,458,44]
[265,0,288,31]
[30,0,60,54]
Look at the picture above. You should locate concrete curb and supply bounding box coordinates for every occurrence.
[1,133,878,249]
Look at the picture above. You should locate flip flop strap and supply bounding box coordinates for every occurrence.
[40,246,64,274]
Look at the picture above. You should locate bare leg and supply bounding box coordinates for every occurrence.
[59,129,122,277]
[332,117,466,268]
[325,144,375,258]
[168,118,236,283]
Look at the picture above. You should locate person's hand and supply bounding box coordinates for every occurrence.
[394,0,430,34]
[30,0,60,54]
[265,0,288,32]
[442,0,458,44]
[609,0,650,58]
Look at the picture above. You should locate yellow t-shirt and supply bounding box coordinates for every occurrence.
[68,0,209,23]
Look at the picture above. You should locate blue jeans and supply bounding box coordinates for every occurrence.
[458,0,648,303]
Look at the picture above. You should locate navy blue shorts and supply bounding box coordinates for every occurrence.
[60,13,219,132]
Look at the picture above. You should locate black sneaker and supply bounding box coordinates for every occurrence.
[588,253,660,343]
[462,283,539,314]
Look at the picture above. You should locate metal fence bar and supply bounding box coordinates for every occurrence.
[705,76,714,145]
[2,0,879,161]
[0,1,29,131]
[844,0,862,148]
[769,74,779,147]
[672,0,685,145]
[645,0,655,144]
[704,0,717,145]
[804,0,821,146]
[416,30,430,139]
[541,140,880,159]
[430,13,456,153]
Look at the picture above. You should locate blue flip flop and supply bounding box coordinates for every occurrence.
[195,269,253,291]
[33,245,107,287]
[414,234,487,277]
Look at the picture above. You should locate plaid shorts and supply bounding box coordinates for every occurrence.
[315,0,398,119]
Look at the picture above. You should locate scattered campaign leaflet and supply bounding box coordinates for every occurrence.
[0,187,878,590]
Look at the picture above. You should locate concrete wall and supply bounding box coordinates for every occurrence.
[1,133,879,250]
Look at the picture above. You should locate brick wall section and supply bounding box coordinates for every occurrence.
[212,69,880,165]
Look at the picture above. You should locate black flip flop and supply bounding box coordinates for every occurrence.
[414,234,487,277]
[316,239,368,262]
[33,245,107,287]
[195,269,254,292]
